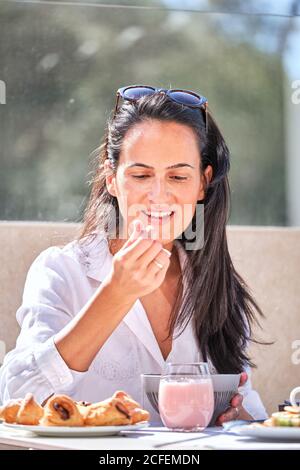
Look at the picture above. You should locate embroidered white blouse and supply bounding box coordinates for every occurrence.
[0,233,268,423]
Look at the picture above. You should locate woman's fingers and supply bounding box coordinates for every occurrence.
[119,222,171,267]
[121,222,155,260]
[146,251,171,277]
[215,407,239,425]
[142,243,171,268]
[121,219,145,250]
[239,371,248,387]
[109,219,172,297]
[121,235,155,261]
[215,393,244,426]
[230,393,243,408]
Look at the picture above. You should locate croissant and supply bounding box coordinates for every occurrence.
[0,392,150,428]
[16,393,44,425]
[40,394,84,427]
[76,400,92,407]
[0,398,23,424]
[75,401,92,420]
[84,397,132,426]
[112,391,150,424]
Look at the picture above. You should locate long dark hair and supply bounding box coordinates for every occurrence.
[78,91,265,373]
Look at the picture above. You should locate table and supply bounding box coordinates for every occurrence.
[1,424,300,450]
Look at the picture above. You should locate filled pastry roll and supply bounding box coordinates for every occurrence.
[40,394,84,427]
[16,393,44,425]
[112,391,150,424]
[0,398,23,424]
[84,397,132,426]
[75,400,92,419]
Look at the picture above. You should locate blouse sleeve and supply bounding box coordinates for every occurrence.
[239,364,268,420]
[0,247,87,405]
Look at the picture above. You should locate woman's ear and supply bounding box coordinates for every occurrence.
[198,165,213,200]
[104,159,117,197]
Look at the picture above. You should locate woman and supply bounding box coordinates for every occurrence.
[0,85,267,424]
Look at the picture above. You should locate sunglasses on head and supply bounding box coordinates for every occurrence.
[113,84,208,132]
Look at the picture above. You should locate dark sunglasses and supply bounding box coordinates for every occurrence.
[113,84,208,132]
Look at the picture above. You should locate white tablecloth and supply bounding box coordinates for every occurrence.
[0,424,300,450]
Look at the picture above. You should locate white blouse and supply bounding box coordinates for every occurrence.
[0,233,268,423]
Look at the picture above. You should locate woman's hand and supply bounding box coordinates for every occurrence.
[107,220,172,300]
[215,372,254,425]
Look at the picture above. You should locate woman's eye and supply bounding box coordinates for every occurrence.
[132,175,188,181]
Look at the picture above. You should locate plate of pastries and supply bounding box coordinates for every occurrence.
[234,406,300,441]
[0,391,150,436]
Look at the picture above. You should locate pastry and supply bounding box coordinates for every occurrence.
[262,418,273,427]
[112,390,150,424]
[16,393,44,425]
[283,405,300,414]
[263,405,300,427]
[0,398,22,423]
[270,408,300,427]
[84,397,132,426]
[40,394,84,427]
[75,400,92,420]
[76,400,92,407]
[0,391,150,428]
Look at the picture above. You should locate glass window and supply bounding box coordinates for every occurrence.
[0,0,299,225]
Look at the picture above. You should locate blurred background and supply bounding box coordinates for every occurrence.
[0,0,299,226]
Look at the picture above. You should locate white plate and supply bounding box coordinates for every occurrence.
[234,423,300,441]
[1,421,150,437]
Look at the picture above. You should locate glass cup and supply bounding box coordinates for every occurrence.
[158,362,214,432]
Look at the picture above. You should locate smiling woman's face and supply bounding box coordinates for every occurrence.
[106,119,212,249]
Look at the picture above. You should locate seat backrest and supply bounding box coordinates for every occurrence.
[0,222,80,363]
[227,226,300,414]
[0,221,299,415]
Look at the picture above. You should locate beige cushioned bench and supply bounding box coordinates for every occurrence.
[0,221,299,415]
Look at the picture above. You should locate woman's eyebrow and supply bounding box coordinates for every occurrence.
[126,163,195,169]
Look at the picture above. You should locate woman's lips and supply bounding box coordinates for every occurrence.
[141,211,175,225]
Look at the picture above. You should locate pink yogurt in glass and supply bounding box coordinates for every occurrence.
[158,379,214,431]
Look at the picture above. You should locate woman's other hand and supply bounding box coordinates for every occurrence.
[215,371,254,425]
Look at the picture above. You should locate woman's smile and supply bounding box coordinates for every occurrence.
[141,209,175,225]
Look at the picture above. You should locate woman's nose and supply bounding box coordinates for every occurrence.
[148,178,170,200]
